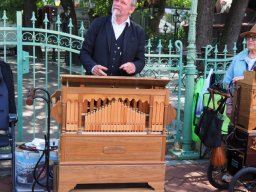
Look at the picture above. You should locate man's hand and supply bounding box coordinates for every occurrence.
[92,65,108,76]
[232,76,244,83]
[119,62,136,74]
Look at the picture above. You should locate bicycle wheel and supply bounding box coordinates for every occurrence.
[228,167,256,192]
[207,163,229,189]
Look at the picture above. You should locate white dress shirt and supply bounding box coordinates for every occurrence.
[111,15,130,40]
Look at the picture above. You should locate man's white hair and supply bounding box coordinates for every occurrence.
[131,0,137,7]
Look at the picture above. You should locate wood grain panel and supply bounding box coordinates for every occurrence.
[61,135,165,162]
[57,163,165,192]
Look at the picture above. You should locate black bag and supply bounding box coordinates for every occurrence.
[195,92,226,148]
[195,107,223,148]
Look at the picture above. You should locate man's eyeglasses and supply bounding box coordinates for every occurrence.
[246,36,256,41]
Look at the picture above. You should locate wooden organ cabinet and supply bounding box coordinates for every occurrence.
[51,75,176,192]
[227,71,256,174]
[232,71,256,131]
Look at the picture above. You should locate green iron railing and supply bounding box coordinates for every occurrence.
[201,41,247,83]
[0,11,185,143]
[1,11,85,141]
[1,10,243,153]
[143,39,184,143]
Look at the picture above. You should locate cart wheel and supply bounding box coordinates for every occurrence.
[207,163,229,189]
[228,167,256,192]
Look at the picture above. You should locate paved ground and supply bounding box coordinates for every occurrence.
[0,159,223,192]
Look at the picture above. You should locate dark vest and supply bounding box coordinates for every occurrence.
[107,26,126,76]
[0,68,9,129]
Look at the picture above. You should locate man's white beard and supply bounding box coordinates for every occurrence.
[112,7,123,18]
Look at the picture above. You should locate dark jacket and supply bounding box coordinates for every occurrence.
[0,61,16,114]
[80,16,145,76]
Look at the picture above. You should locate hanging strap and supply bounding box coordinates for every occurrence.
[206,87,228,114]
[206,92,212,108]
[215,96,226,114]
[210,91,216,110]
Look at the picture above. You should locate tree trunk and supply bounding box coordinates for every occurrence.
[220,0,250,51]
[196,0,215,53]
[149,0,165,34]
[23,0,36,27]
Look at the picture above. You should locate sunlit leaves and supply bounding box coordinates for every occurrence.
[0,0,23,22]
[166,0,191,8]
[94,0,112,16]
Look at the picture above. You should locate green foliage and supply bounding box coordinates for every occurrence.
[0,0,23,22]
[0,0,45,23]
[177,26,186,44]
[37,0,45,8]
[91,0,192,17]
[164,14,172,23]
[166,0,191,8]
[94,0,112,16]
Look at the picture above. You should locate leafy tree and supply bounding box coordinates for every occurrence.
[0,0,24,23]
[94,0,112,17]
[166,0,191,8]
[2,0,250,53]
[90,0,191,38]
[0,0,49,23]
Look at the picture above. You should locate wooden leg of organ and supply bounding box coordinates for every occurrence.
[148,181,165,192]
[56,162,165,192]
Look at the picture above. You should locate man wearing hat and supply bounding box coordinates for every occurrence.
[223,24,256,117]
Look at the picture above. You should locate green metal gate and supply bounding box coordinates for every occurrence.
[1,11,184,142]
[1,11,85,141]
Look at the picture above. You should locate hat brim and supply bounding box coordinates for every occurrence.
[240,31,256,37]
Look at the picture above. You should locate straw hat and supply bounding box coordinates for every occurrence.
[240,24,256,37]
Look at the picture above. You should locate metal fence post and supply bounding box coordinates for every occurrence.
[181,0,199,158]
[16,11,23,141]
